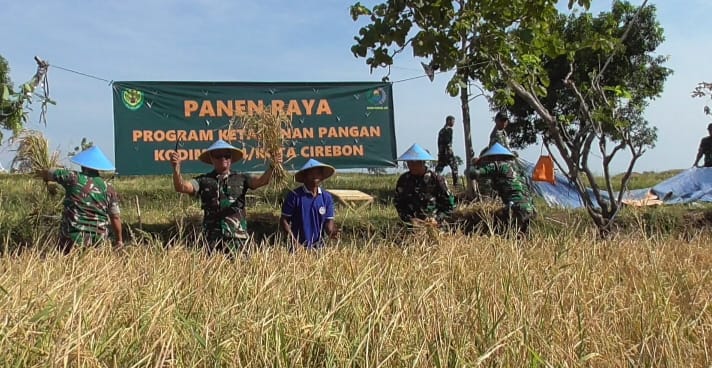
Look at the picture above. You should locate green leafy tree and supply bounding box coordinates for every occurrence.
[506,2,670,152]
[350,0,590,192]
[0,55,20,141]
[351,0,666,235]
[67,137,95,157]
[691,82,712,120]
[0,56,52,143]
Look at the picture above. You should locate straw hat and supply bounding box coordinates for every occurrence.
[294,159,335,183]
[70,146,115,171]
[396,143,435,161]
[197,139,245,164]
[477,143,515,164]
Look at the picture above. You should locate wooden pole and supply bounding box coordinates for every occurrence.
[135,195,142,230]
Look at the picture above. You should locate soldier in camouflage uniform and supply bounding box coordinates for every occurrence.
[434,115,459,187]
[395,143,455,227]
[41,146,123,253]
[478,112,512,198]
[467,143,535,235]
[170,139,280,254]
[489,111,511,149]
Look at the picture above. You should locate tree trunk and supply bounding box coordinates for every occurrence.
[459,85,477,198]
[458,18,477,199]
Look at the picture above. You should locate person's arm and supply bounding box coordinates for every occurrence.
[324,194,339,237]
[394,175,413,222]
[40,167,73,185]
[107,187,123,246]
[279,215,297,242]
[446,127,453,150]
[249,166,275,189]
[465,166,480,180]
[434,175,455,222]
[694,140,704,167]
[110,214,123,246]
[39,169,54,182]
[249,154,284,189]
[280,191,299,246]
[170,152,195,194]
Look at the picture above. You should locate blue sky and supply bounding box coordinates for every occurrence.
[1,0,710,174]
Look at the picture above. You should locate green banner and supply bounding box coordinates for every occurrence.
[112,81,396,175]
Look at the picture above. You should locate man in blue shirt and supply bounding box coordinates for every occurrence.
[280,159,338,250]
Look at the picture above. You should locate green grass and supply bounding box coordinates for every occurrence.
[590,169,683,191]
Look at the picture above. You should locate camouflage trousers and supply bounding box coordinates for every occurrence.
[494,205,536,235]
[434,153,459,187]
[205,232,249,256]
[59,231,107,254]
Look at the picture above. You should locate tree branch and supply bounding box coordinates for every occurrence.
[596,0,650,84]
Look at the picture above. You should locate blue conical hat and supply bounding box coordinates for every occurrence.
[478,142,515,163]
[295,159,335,183]
[197,139,245,164]
[397,143,435,161]
[70,146,115,171]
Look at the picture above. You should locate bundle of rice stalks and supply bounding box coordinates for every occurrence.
[411,217,442,242]
[11,130,62,195]
[452,199,502,234]
[229,107,293,189]
[11,130,60,174]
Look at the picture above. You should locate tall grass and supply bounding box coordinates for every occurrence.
[0,173,711,366]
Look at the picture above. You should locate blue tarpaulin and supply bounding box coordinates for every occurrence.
[519,160,592,208]
[649,167,712,204]
[519,160,712,208]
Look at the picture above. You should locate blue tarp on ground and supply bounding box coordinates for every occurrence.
[649,167,712,204]
[518,160,588,209]
[518,160,712,208]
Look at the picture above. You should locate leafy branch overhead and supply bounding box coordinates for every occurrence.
[350,0,670,236]
[0,56,54,143]
[691,82,712,118]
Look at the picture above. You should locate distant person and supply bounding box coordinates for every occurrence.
[280,159,338,250]
[434,115,459,187]
[466,143,535,235]
[40,146,123,253]
[395,143,455,228]
[479,111,512,198]
[693,123,712,168]
[489,111,511,149]
[170,139,281,253]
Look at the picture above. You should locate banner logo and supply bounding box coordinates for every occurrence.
[367,88,387,105]
[122,89,144,110]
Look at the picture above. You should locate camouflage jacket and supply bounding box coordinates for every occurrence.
[467,161,534,214]
[437,125,453,155]
[191,170,252,242]
[52,168,120,240]
[395,170,455,223]
[488,127,510,149]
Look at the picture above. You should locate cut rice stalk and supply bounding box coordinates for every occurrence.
[229,107,293,189]
[11,129,60,174]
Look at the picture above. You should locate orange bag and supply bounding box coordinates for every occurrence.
[532,155,555,184]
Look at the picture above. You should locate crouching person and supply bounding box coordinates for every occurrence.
[280,159,338,250]
[466,143,535,235]
[40,146,123,253]
[395,143,455,229]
